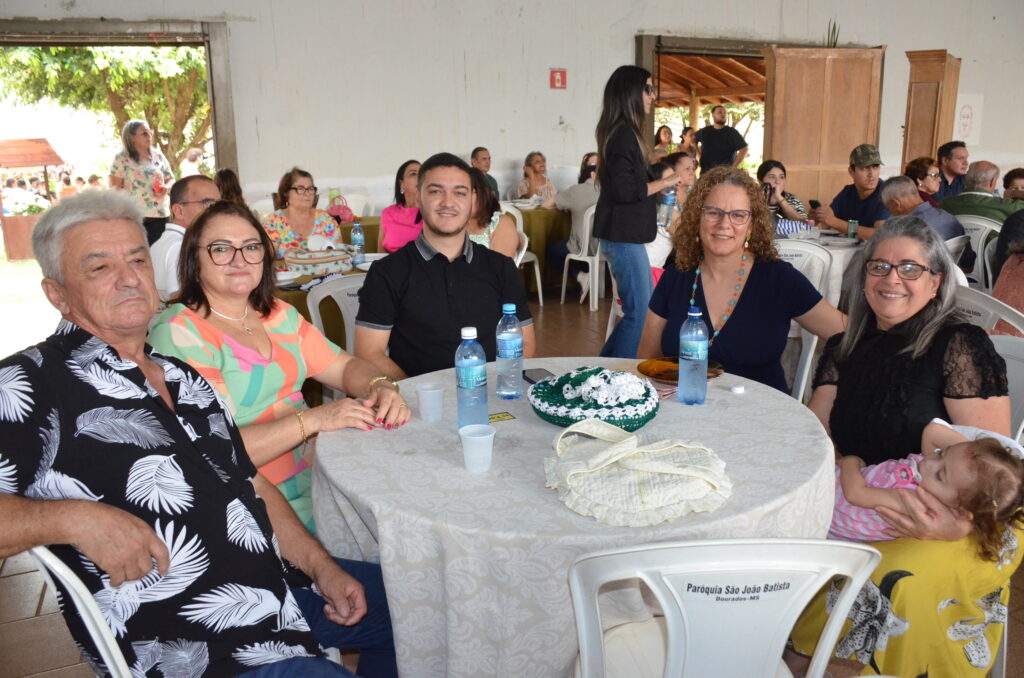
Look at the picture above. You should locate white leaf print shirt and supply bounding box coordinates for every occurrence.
[0,322,321,676]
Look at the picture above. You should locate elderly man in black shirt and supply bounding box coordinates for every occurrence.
[0,191,395,678]
[355,152,535,378]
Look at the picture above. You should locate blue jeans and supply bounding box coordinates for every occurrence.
[600,239,653,358]
[238,558,397,678]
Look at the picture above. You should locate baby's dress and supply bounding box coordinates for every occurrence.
[828,454,922,541]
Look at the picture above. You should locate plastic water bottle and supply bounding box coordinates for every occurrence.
[455,327,488,428]
[656,187,676,229]
[351,220,365,265]
[678,306,709,405]
[495,303,524,399]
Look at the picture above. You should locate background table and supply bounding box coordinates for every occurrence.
[312,357,834,677]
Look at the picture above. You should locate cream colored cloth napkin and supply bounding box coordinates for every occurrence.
[544,419,732,527]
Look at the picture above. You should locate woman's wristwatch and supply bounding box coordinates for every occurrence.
[368,375,400,393]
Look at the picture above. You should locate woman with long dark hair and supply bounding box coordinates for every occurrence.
[594,65,684,357]
[380,159,422,252]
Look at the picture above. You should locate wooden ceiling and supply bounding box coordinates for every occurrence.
[654,54,765,108]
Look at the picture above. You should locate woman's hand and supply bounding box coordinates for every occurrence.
[768,182,784,206]
[309,398,378,434]
[365,381,410,430]
[876,486,973,541]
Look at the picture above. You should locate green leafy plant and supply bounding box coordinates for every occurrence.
[825,18,840,48]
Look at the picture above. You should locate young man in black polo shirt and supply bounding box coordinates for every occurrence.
[355,152,535,378]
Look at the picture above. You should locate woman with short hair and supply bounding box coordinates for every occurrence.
[261,167,338,266]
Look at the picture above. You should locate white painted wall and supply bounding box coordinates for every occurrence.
[3,0,1022,211]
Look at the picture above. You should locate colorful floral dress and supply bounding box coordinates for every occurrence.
[261,209,339,266]
[110,149,174,217]
[148,301,341,533]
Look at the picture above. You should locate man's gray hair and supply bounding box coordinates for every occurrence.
[879,175,919,204]
[964,161,1000,191]
[32,190,145,283]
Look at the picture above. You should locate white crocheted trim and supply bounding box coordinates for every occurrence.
[528,368,658,420]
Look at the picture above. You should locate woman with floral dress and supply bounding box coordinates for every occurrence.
[261,167,339,269]
[109,119,174,244]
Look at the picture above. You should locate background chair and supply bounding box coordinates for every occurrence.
[501,203,544,305]
[954,286,1024,335]
[944,234,971,266]
[568,538,880,678]
[307,273,367,400]
[560,204,603,312]
[956,214,1002,292]
[985,237,1000,286]
[29,546,132,678]
[776,240,833,403]
[991,335,1024,442]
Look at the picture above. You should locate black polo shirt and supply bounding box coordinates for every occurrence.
[356,233,533,377]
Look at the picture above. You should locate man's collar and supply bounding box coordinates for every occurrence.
[414,231,473,263]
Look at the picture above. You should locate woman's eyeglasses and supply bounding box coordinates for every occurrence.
[206,243,266,265]
[865,259,933,280]
[701,206,752,226]
[643,84,655,96]
[289,185,317,195]
[925,171,941,179]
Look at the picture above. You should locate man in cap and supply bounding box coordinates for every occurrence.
[810,143,891,240]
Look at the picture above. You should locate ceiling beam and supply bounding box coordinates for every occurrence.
[688,56,749,86]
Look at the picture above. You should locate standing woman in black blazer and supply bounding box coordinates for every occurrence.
[595,65,684,357]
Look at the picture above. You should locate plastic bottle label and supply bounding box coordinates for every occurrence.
[497,335,523,358]
[456,364,487,389]
[679,339,708,361]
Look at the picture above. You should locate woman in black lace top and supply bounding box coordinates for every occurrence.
[791,216,1014,678]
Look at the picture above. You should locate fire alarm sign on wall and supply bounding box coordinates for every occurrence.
[550,69,567,89]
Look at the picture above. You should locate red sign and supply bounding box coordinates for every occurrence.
[550,69,567,89]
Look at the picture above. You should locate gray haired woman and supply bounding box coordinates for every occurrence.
[789,215,1013,677]
[109,119,175,244]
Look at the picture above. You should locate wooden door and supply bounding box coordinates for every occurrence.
[762,46,885,206]
[901,50,961,168]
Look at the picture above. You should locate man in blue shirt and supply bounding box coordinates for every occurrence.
[932,140,969,201]
[810,144,891,240]
[881,175,975,271]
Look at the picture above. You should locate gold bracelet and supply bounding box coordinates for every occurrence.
[295,409,308,443]
[368,375,399,394]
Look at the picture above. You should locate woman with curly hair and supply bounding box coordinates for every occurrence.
[637,166,845,391]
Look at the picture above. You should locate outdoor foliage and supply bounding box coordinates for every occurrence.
[654,103,764,139]
[0,46,211,174]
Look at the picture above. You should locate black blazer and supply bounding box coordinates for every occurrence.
[594,123,656,243]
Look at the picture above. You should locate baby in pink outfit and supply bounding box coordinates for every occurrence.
[829,420,1024,554]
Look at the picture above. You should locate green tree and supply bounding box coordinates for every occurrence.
[0,46,212,175]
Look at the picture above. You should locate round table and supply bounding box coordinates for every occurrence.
[312,357,834,678]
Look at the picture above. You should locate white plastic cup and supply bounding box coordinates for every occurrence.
[416,383,445,422]
[459,424,496,473]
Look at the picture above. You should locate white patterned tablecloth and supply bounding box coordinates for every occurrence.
[313,357,834,678]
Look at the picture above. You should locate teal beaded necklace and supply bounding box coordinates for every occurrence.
[689,253,749,344]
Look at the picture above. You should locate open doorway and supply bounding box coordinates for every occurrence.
[652,52,765,172]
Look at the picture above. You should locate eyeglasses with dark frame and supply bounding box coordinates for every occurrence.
[205,242,266,266]
[177,198,218,208]
[701,206,752,226]
[289,185,317,195]
[864,259,934,280]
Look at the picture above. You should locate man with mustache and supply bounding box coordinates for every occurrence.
[355,152,536,378]
[0,190,396,677]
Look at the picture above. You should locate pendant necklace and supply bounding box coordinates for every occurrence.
[209,305,253,335]
[689,254,749,344]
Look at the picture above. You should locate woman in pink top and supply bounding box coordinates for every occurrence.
[380,159,422,252]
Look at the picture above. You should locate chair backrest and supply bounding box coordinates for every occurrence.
[569,539,880,678]
[581,204,597,256]
[990,335,1024,441]
[499,202,525,234]
[30,546,132,677]
[956,214,1002,290]
[514,230,530,267]
[954,286,1024,335]
[952,264,970,287]
[985,236,1000,286]
[775,241,833,401]
[944,234,971,265]
[306,273,367,354]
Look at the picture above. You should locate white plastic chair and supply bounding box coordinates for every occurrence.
[956,214,1002,291]
[952,264,970,287]
[568,539,880,678]
[776,240,833,403]
[501,203,544,305]
[991,335,1024,442]
[944,234,971,266]
[561,204,603,312]
[954,286,1024,335]
[985,237,1000,286]
[307,274,367,400]
[29,546,132,678]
